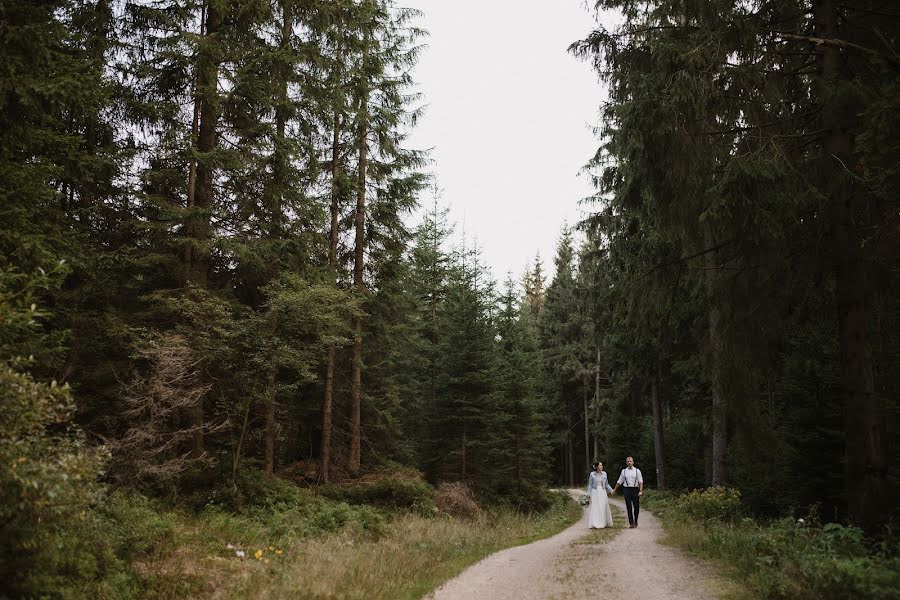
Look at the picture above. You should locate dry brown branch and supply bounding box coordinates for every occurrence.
[109,333,225,485]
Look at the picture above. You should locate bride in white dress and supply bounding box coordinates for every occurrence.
[586,461,614,528]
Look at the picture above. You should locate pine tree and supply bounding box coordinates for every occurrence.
[427,245,497,483]
[407,198,453,464]
[539,227,588,485]
[573,0,898,523]
[493,276,551,484]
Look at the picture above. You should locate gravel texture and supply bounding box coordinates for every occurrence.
[425,490,724,600]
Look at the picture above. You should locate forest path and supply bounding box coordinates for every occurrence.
[424,489,726,600]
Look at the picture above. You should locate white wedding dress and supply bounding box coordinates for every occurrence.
[587,470,614,528]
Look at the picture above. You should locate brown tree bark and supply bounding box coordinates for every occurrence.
[320,25,343,484]
[264,369,276,476]
[186,2,221,460]
[348,24,370,476]
[189,2,220,290]
[583,378,590,470]
[703,223,728,486]
[262,1,292,478]
[814,0,887,530]
[594,347,601,460]
[651,377,666,489]
[79,0,111,208]
[515,430,521,481]
[461,426,467,480]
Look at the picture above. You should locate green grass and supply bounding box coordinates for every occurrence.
[642,488,900,600]
[218,496,581,600]
[15,468,586,600]
[59,485,582,600]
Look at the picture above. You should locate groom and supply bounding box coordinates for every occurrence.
[610,456,643,528]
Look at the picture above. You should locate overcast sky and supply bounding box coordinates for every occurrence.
[403,0,612,283]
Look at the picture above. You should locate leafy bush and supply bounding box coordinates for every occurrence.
[305,501,387,537]
[8,489,178,599]
[0,365,107,597]
[188,465,314,512]
[319,477,436,515]
[674,486,743,522]
[476,479,558,513]
[649,489,900,600]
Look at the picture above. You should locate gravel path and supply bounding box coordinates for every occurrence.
[425,490,724,600]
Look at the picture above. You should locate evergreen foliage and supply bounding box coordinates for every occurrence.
[1,0,897,594]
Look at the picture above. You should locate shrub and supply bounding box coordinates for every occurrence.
[435,482,482,519]
[674,486,743,522]
[651,489,900,600]
[192,466,313,512]
[319,477,436,515]
[476,480,557,513]
[9,489,178,599]
[0,365,107,598]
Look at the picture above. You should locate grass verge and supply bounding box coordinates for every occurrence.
[102,485,581,600]
[643,488,900,600]
[220,495,581,600]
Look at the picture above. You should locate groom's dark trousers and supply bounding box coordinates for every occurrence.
[622,487,640,525]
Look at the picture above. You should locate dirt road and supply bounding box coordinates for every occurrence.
[425,491,724,600]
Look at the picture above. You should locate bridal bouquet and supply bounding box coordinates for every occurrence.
[578,494,590,506]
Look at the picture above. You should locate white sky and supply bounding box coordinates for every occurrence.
[403,0,613,282]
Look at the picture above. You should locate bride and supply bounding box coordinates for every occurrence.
[586,461,614,528]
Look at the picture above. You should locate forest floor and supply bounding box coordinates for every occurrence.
[425,490,731,600]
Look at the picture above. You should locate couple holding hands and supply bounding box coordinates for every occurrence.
[586,456,643,529]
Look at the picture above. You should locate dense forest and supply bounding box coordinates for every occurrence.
[1,0,898,596]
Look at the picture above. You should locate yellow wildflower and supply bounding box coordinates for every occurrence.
[275,549,283,555]
[254,550,263,560]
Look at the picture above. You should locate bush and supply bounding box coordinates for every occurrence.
[319,477,436,515]
[674,486,743,522]
[435,482,482,519]
[9,489,178,599]
[189,466,313,512]
[0,364,107,598]
[650,489,900,600]
[305,502,387,538]
[476,480,557,513]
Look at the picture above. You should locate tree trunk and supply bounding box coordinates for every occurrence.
[515,430,521,481]
[261,1,291,477]
[186,2,220,460]
[583,379,590,470]
[461,425,467,480]
[594,347,601,461]
[429,200,439,414]
[264,369,276,476]
[703,223,728,486]
[79,0,111,208]
[272,0,290,234]
[814,0,887,529]
[320,24,342,485]
[651,377,666,489]
[348,25,370,476]
[189,2,219,290]
[566,397,575,486]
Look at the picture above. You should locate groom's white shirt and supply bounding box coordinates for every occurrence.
[617,466,643,487]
